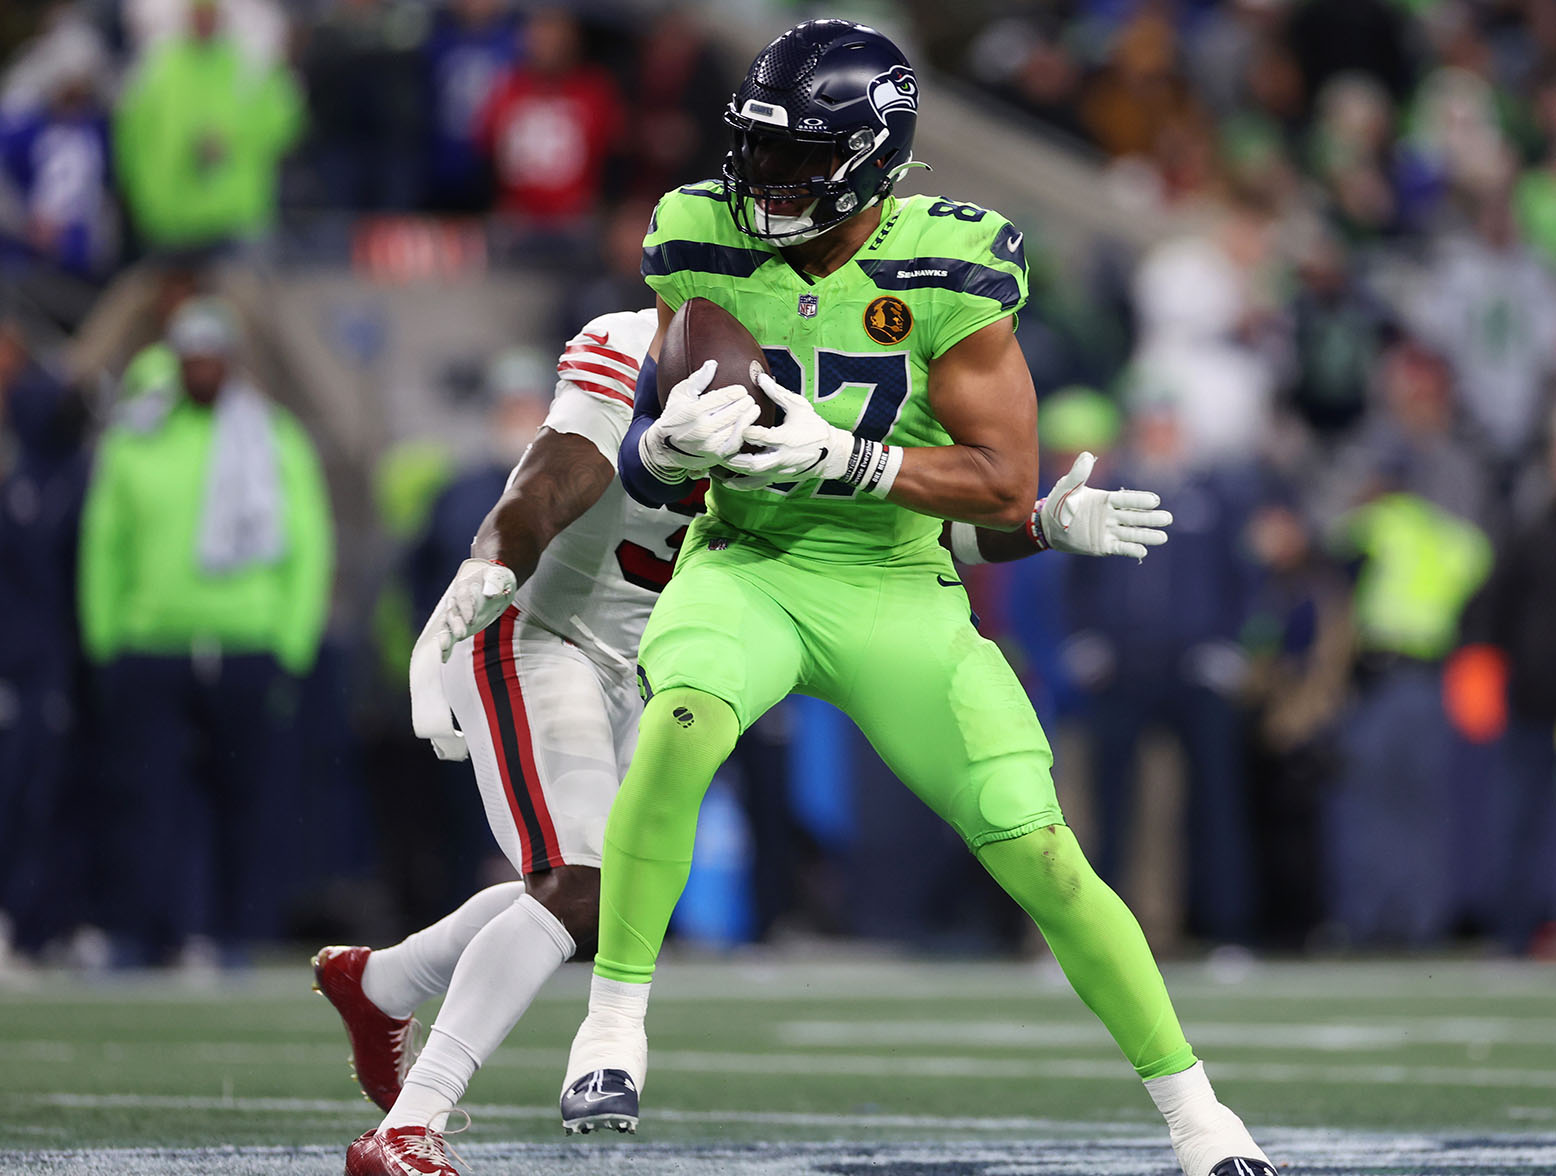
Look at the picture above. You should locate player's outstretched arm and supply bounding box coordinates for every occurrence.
[726,317,1039,528]
[945,452,1174,564]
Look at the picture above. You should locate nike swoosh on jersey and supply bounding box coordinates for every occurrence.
[1006,232,1023,252]
[936,574,963,587]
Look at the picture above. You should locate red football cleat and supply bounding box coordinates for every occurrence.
[345,1126,461,1175]
[312,945,419,1112]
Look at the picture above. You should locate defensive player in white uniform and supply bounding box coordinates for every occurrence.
[313,308,1171,1176]
[313,308,710,1176]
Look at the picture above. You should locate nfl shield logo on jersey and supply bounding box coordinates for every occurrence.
[797,293,819,318]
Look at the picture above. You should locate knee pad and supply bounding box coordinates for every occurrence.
[639,688,740,768]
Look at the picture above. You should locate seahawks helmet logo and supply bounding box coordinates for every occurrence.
[868,66,918,124]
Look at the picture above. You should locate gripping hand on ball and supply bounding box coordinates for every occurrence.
[640,358,762,482]
[1039,451,1173,560]
[722,373,901,495]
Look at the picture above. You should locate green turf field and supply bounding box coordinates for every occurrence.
[2,955,1553,1174]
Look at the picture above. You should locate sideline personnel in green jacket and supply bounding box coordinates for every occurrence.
[113,0,303,251]
[78,297,333,965]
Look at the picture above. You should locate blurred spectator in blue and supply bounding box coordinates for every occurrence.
[113,0,304,254]
[407,345,549,627]
[78,297,333,966]
[1322,339,1493,947]
[618,9,731,201]
[0,321,89,964]
[421,0,517,213]
[1241,499,1353,948]
[299,0,428,212]
[1063,392,1264,943]
[1413,184,1556,476]
[475,8,623,231]
[1448,418,1556,954]
[0,20,116,276]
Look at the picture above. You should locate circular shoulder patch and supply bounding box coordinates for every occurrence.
[864,295,913,345]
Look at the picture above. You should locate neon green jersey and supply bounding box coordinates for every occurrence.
[642,182,1029,563]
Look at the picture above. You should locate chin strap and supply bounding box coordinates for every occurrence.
[885,158,933,184]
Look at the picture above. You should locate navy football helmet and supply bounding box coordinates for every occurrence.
[722,19,920,245]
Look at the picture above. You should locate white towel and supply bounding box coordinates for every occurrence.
[197,380,285,574]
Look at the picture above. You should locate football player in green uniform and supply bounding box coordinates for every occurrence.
[559,20,1275,1176]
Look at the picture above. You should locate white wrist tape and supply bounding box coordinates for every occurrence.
[839,438,902,498]
[949,521,986,565]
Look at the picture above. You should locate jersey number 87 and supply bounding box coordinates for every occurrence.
[761,346,911,498]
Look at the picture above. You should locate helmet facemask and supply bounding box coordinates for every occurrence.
[722,114,895,245]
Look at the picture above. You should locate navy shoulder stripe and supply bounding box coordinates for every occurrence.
[643,240,771,279]
[855,257,1022,310]
[678,184,727,200]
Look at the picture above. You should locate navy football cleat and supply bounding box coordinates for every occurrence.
[1209,1160,1278,1176]
[560,1068,639,1135]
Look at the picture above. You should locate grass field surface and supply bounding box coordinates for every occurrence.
[2,955,1553,1173]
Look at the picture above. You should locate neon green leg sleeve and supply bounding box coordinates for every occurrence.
[593,687,739,985]
[978,825,1197,1080]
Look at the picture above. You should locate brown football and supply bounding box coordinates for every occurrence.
[657,297,777,441]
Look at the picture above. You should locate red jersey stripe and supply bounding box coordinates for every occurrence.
[560,375,635,406]
[563,343,640,371]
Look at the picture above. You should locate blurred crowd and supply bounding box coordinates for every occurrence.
[0,0,729,276]
[940,0,1556,954]
[1,0,1554,972]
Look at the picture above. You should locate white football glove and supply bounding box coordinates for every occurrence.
[408,557,518,761]
[640,358,762,481]
[720,373,858,489]
[1039,451,1173,560]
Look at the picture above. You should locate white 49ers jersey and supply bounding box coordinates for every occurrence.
[508,308,699,670]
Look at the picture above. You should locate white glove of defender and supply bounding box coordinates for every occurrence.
[1040,451,1173,560]
[427,557,518,657]
[408,557,518,761]
[641,358,762,481]
[720,372,855,488]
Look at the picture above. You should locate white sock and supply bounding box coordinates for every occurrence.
[382,893,574,1131]
[382,1079,455,1133]
[362,882,527,1019]
[1144,1061,1269,1175]
[564,974,651,1094]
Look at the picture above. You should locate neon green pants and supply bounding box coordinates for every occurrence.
[596,520,1195,1079]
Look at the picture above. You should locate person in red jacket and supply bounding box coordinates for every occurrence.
[475,9,623,226]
